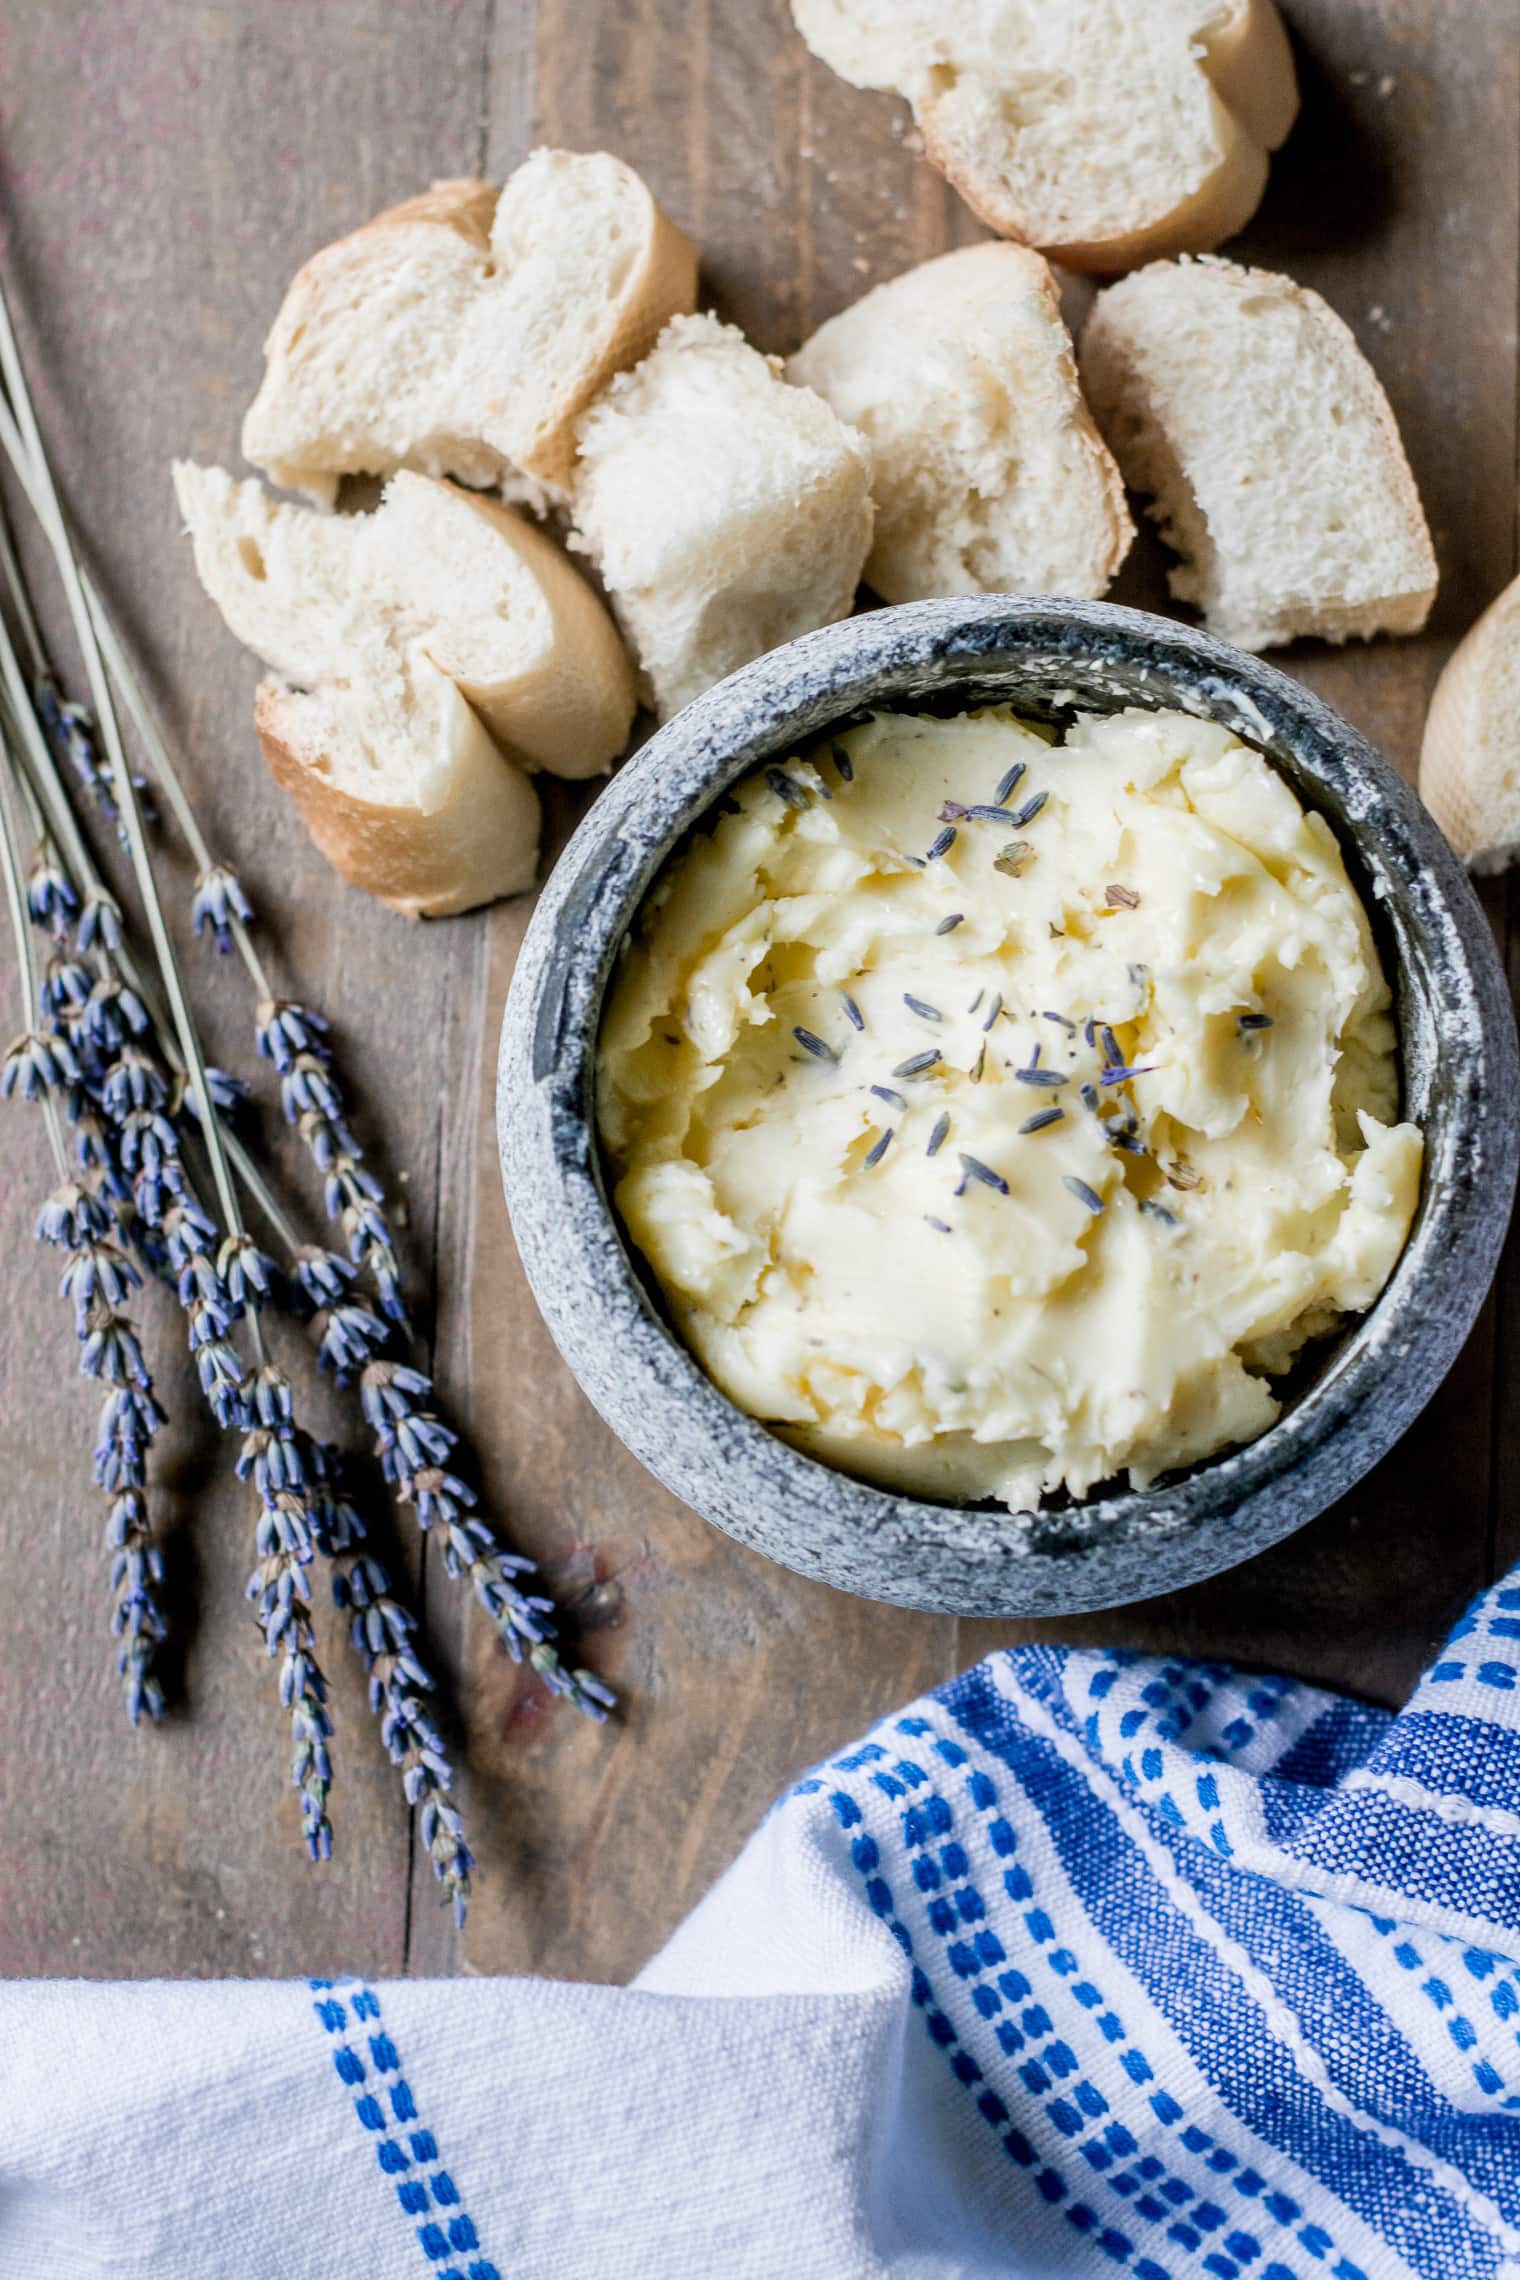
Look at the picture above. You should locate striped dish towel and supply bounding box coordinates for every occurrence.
[3,1570,1519,2279]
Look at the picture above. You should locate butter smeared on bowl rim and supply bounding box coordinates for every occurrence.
[595,704,1423,1512]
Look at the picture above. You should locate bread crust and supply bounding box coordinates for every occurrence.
[1199,0,1300,154]
[255,679,541,919]
[244,180,502,501]
[242,158,698,501]
[259,180,499,366]
[353,178,499,246]
[400,477,637,774]
[796,0,1299,274]
[1419,578,1520,869]
[521,193,698,489]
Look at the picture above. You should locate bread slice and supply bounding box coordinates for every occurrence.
[569,313,874,718]
[356,470,636,777]
[241,152,698,501]
[1420,578,1520,871]
[174,462,638,912]
[788,243,1133,604]
[256,653,541,918]
[172,462,635,776]
[1080,258,1438,651]
[789,0,1298,272]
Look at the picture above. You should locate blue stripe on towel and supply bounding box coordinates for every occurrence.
[308,1978,501,2279]
[1266,1698,1392,1791]
[944,1667,1506,2280]
[1279,1788,1520,1929]
[1358,1709,1520,1815]
[829,1742,1341,2279]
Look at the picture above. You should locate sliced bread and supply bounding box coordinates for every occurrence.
[241,152,698,501]
[788,242,1133,603]
[1080,258,1438,651]
[789,0,1298,272]
[173,464,637,912]
[172,462,635,775]
[356,470,636,776]
[256,653,541,918]
[569,312,875,719]
[1420,579,1520,872]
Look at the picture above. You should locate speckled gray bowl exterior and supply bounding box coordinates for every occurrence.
[499,598,1519,1617]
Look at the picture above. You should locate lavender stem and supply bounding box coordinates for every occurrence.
[0,390,275,999]
[0,290,258,1358]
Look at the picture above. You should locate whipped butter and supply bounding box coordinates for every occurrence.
[596,705,1423,1510]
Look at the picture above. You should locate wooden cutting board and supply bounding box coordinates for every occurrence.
[0,0,1514,1981]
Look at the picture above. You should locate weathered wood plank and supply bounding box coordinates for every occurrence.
[402,0,543,1983]
[0,0,494,1975]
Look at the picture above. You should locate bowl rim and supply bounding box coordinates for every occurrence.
[498,596,1519,1618]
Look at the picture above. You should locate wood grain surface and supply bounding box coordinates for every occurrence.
[0,0,1515,1983]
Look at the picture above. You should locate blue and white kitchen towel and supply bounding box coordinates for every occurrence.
[5,1570,1520,2280]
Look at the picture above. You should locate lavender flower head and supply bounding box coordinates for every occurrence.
[2,1027,78,1099]
[36,678,120,822]
[331,1545,474,1925]
[26,836,77,937]
[191,864,254,955]
[241,1372,335,1863]
[33,1168,171,1723]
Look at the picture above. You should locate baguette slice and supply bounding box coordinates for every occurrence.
[1420,579,1520,872]
[241,152,698,500]
[1080,258,1438,652]
[569,313,874,719]
[359,471,636,776]
[788,243,1133,603]
[790,0,1298,272]
[172,462,635,776]
[256,654,541,918]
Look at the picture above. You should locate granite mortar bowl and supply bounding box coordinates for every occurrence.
[498,597,1518,1618]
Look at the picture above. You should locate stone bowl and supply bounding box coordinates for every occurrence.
[498,598,1518,1617]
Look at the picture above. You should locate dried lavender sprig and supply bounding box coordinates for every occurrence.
[0,390,496,1902]
[10,693,376,1396]
[104,1485,169,1723]
[7,727,348,1826]
[254,997,408,1328]
[359,1361,614,1721]
[251,996,614,1717]
[2,689,284,1281]
[42,1047,330,1845]
[5,728,488,1904]
[3,704,175,1285]
[0,725,170,1721]
[237,1367,333,1859]
[196,1217,474,1902]
[318,1483,474,1925]
[81,1060,461,1880]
